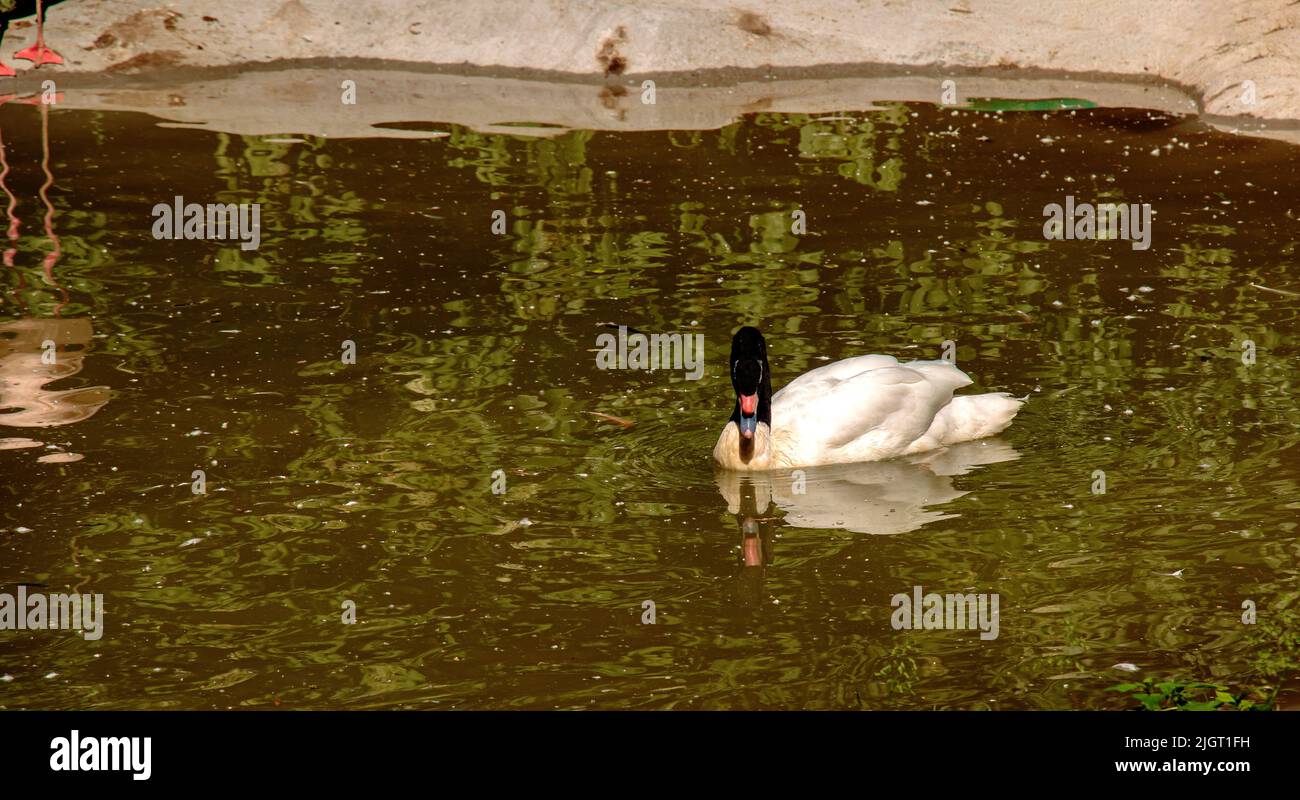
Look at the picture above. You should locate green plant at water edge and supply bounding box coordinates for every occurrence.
[962,97,1098,112]
[1251,604,1300,682]
[1106,679,1275,711]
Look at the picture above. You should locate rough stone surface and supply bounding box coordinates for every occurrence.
[1,1,1295,140]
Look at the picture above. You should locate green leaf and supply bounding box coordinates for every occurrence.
[1107,683,1144,692]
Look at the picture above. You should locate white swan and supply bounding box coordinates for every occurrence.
[713,327,1024,471]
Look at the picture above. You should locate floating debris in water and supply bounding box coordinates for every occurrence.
[0,438,43,450]
[1250,282,1300,297]
[37,453,84,464]
[587,411,634,428]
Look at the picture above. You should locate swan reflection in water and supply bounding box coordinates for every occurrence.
[715,439,1020,574]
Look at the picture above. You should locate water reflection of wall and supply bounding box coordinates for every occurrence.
[0,318,109,427]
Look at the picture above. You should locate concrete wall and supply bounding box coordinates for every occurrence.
[2,1,1295,140]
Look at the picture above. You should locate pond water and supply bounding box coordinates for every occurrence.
[1,98,1297,709]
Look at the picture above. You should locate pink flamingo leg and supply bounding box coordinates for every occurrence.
[14,0,64,66]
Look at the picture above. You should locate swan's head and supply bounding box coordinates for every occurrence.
[725,326,773,463]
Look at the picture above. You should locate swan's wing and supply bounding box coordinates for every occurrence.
[774,360,972,463]
[916,392,1025,449]
[773,354,899,401]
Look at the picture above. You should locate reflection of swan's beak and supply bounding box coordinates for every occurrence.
[741,531,762,566]
[722,477,777,571]
[715,439,1020,537]
[741,516,763,566]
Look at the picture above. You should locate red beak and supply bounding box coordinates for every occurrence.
[739,393,758,415]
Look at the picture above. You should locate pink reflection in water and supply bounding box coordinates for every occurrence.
[0,100,108,430]
[0,318,109,427]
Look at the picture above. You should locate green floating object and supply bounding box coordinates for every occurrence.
[961,97,1098,112]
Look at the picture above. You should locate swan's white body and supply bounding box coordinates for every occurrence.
[713,355,1023,471]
